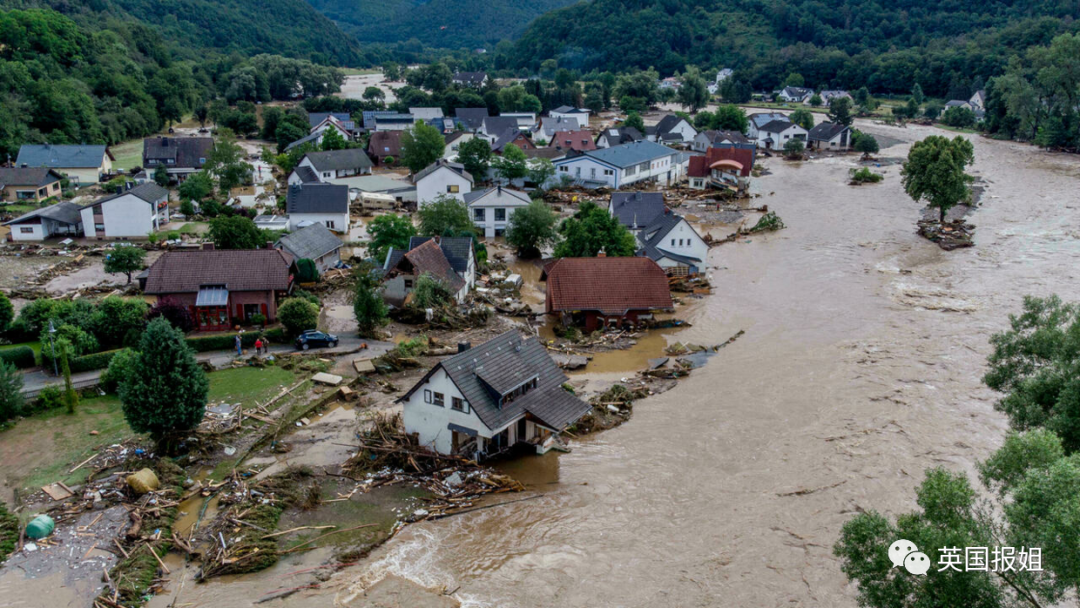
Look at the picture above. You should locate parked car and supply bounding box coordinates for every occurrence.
[294,330,339,350]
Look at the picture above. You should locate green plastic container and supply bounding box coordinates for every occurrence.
[25,514,55,540]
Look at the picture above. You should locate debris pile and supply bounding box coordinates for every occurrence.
[917,219,975,250]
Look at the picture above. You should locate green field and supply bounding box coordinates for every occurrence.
[110,139,144,171]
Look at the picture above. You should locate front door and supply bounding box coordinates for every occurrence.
[517,418,527,443]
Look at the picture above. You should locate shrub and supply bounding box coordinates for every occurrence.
[250,313,267,327]
[100,348,138,393]
[69,349,123,373]
[849,167,884,184]
[0,360,24,422]
[409,273,454,309]
[36,386,64,412]
[0,346,35,369]
[296,258,319,283]
[278,298,319,337]
[292,289,320,307]
[148,297,195,333]
[185,333,257,352]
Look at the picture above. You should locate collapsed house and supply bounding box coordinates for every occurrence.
[399,329,592,457]
[381,239,469,307]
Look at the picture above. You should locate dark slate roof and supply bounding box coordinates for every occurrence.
[781,86,814,98]
[551,106,588,114]
[143,137,213,168]
[91,182,168,206]
[408,235,474,276]
[482,116,518,135]
[452,71,487,85]
[0,167,62,187]
[284,131,323,152]
[413,160,473,184]
[599,127,644,146]
[637,211,702,264]
[522,148,565,160]
[653,114,689,136]
[275,222,342,261]
[749,112,788,129]
[308,112,352,128]
[609,192,666,229]
[303,149,373,172]
[292,166,319,183]
[3,201,83,226]
[758,119,797,133]
[401,329,591,432]
[16,144,110,169]
[362,111,400,130]
[702,130,750,144]
[454,108,490,131]
[368,131,403,157]
[545,257,673,315]
[286,183,349,214]
[807,122,848,142]
[491,128,527,152]
[144,249,292,294]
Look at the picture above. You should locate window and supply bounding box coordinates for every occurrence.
[473,208,485,222]
[495,227,505,237]
[20,227,33,234]
[424,389,432,403]
[404,279,413,289]
[94,223,105,232]
[559,166,568,172]
[198,157,206,164]
[452,397,465,412]
[604,169,613,176]
[671,239,676,246]
[447,185,460,193]
[494,208,506,222]
[326,221,335,230]
[433,392,445,407]
[590,168,596,178]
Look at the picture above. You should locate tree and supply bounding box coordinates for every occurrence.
[352,265,388,337]
[366,214,417,262]
[457,137,493,181]
[278,298,319,337]
[0,292,14,334]
[104,247,146,284]
[178,171,213,201]
[383,63,400,81]
[527,158,556,189]
[319,127,348,151]
[619,96,648,114]
[119,317,209,450]
[147,297,195,333]
[854,133,880,157]
[808,93,823,107]
[912,83,925,105]
[924,101,945,120]
[554,201,637,258]
[783,138,805,159]
[622,111,646,133]
[58,338,77,414]
[0,360,24,422]
[206,130,252,191]
[712,105,749,133]
[400,121,446,174]
[941,106,977,128]
[422,63,453,93]
[410,273,455,309]
[417,195,474,237]
[827,97,854,126]
[91,296,148,349]
[296,258,319,283]
[363,86,385,102]
[788,108,815,130]
[506,200,558,258]
[209,216,264,250]
[493,144,528,183]
[153,165,170,187]
[676,67,710,112]
[783,73,805,88]
[854,87,872,107]
[901,135,974,223]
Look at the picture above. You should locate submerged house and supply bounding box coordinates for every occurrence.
[141,245,293,331]
[543,257,674,331]
[399,329,591,457]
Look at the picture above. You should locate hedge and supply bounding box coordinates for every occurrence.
[0,346,35,369]
[183,328,289,353]
[70,349,123,373]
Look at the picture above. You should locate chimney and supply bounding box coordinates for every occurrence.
[202,242,215,251]
[162,138,169,147]
[597,250,607,257]
[457,341,471,353]
[265,241,274,250]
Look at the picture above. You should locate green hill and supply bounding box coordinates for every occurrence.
[305,0,579,49]
[504,0,1080,96]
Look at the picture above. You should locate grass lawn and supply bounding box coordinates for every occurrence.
[178,222,208,235]
[1,203,45,216]
[110,139,144,171]
[339,67,380,76]
[207,365,297,410]
[0,341,42,364]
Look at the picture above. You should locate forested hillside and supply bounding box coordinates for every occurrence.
[306,0,578,49]
[505,0,1080,96]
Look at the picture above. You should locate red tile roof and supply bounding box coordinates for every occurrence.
[693,147,754,177]
[545,257,673,315]
[144,249,292,294]
[402,239,466,292]
[550,130,597,152]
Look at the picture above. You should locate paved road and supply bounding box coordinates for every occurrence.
[20,335,395,398]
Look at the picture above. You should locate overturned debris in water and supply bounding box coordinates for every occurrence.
[917,219,975,250]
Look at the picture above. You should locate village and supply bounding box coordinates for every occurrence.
[0,67,986,607]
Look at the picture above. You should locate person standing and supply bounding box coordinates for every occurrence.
[255,338,263,356]
[235,334,242,356]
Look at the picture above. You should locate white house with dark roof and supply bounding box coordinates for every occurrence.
[285,183,350,233]
[635,209,709,275]
[807,122,852,150]
[399,329,591,456]
[755,120,807,150]
[414,159,473,207]
[814,90,852,107]
[16,144,113,185]
[143,137,213,179]
[552,141,682,189]
[452,72,488,88]
[645,115,697,145]
[465,186,531,238]
[290,149,373,185]
[549,106,591,129]
[746,112,789,140]
[80,182,169,239]
[778,86,814,103]
[2,201,83,241]
[595,126,644,148]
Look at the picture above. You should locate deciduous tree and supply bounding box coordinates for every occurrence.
[553,201,637,258]
[506,200,558,258]
[104,247,146,284]
[366,214,417,262]
[400,121,447,174]
[901,135,974,223]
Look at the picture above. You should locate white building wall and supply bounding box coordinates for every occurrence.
[468,190,530,238]
[443,133,476,161]
[554,157,618,187]
[549,111,588,129]
[10,222,45,241]
[289,212,349,233]
[416,167,472,207]
[655,219,709,270]
[401,368,491,454]
[80,194,161,239]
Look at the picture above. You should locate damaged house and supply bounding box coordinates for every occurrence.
[609,192,710,275]
[399,329,591,457]
[381,239,469,307]
[543,256,674,331]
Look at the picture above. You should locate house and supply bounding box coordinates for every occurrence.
[595,126,644,149]
[549,106,591,129]
[308,112,353,130]
[398,329,591,457]
[443,131,481,161]
[658,76,680,90]
[969,90,987,113]
[285,183,350,233]
[692,130,750,152]
[374,113,416,132]
[687,146,754,192]
[453,108,490,132]
[645,115,697,145]
[536,116,579,144]
[408,235,477,289]
[284,131,328,152]
[275,222,343,274]
[141,245,293,331]
[2,201,83,241]
[944,99,984,118]
[414,159,473,207]
[715,68,734,83]
[452,71,488,88]
[465,186,531,238]
[635,209,709,275]
[755,119,808,150]
[491,129,536,154]
[807,122,852,150]
[608,192,666,232]
[747,112,789,140]
[0,167,63,203]
[815,90,852,107]
[367,131,404,165]
[549,130,597,153]
[410,107,445,122]
[143,137,214,179]
[543,257,674,331]
[289,149,373,185]
[501,113,539,132]
[15,144,113,185]
[778,86,814,103]
[80,182,169,239]
[479,116,520,143]
[381,239,468,307]
[362,111,402,131]
[310,114,358,140]
[552,140,681,189]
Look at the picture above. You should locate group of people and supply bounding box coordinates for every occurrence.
[234,333,269,357]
